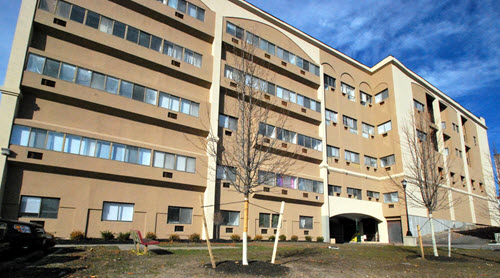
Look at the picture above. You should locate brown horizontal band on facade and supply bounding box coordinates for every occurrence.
[7,161,206,193]
[108,0,214,44]
[252,192,323,207]
[223,42,320,90]
[33,23,212,89]
[221,87,322,126]
[253,142,322,165]
[21,86,209,138]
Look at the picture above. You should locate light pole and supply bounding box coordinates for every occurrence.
[402,179,413,236]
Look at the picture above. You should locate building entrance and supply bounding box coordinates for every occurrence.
[330,214,380,243]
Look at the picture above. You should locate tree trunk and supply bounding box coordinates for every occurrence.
[429,213,439,257]
[242,195,249,265]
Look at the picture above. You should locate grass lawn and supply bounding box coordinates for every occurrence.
[3,242,499,277]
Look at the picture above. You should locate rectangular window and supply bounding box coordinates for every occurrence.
[75,68,92,87]
[63,134,82,154]
[360,91,372,106]
[375,89,389,103]
[60,63,76,82]
[126,26,139,44]
[85,10,100,29]
[26,54,46,74]
[55,1,71,18]
[112,21,126,38]
[96,140,111,159]
[328,185,342,196]
[226,22,244,39]
[417,130,427,141]
[258,171,276,186]
[69,5,86,24]
[102,202,134,222]
[20,196,60,219]
[378,121,392,134]
[11,125,31,146]
[132,84,146,102]
[380,155,395,167]
[167,206,192,224]
[119,80,133,98]
[39,0,57,13]
[105,76,119,94]
[324,74,336,89]
[383,192,399,203]
[221,210,240,226]
[43,59,61,78]
[343,115,358,134]
[327,145,340,158]
[46,131,64,152]
[153,151,194,173]
[347,187,362,200]
[79,137,97,157]
[299,216,313,229]
[325,109,338,125]
[216,165,236,181]
[259,213,270,228]
[98,16,113,34]
[367,191,380,199]
[151,36,163,52]
[444,147,449,156]
[28,128,47,149]
[219,114,238,131]
[364,156,377,167]
[341,83,355,101]
[362,123,374,138]
[345,150,360,164]
[414,100,424,112]
[138,31,151,48]
[90,72,106,91]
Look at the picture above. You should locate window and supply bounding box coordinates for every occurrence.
[159,92,180,112]
[217,165,236,181]
[342,115,357,134]
[99,16,114,34]
[259,213,280,228]
[417,130,427,141]
[246,31,260,46]
[341,83,355,101]
[163,40,183,60]
[367,191,380,199]
[364,156,377,167]
[345,150,360,164]
[76,68,92,86]
[278,175,298,189]
[328,185,341,196]
[167,206,192,224]
[347,188,362,200]
[327,145,340,159]
[55,1,71,18]
[102,202,134,222]
[259,123,276,138]
[360,91,372,106]
[60,63,76,82]
[297,135,322,151]
[43,59,60,78]
[324,74,336,89]
[220,210,239,226]
[375,89,389,103]
[168,0,187,13]
[378,121,392,134]
[380,155,395,167]
[226,22,244,39]
[26,54,45,74]
[85,10,100,29]
[258,171,276,186]
[383,192,399,203]
[259,38,275,55]
[325,109,338,125]
[219,114,238,131]
[414,100,424,112]
[153,151,195,173]
[444,147,449,156]
[112,21,126,38]
[28,128,47,149]
[184,49,202,67]
[298,178,323,193]
[362,123,374,138]
[187,2,205,21]
[20,196,60,218]
[299,216,313,229]
[46,131,64,152]
[39,0,57,13]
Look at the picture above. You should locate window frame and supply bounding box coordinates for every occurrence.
[167,206,193,224]
[101,201,134,222]
[19,196,60,219]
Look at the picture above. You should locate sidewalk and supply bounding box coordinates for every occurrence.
[55,244,238,251]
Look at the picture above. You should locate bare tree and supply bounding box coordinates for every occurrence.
[206,35,299,265]
[391,112,458,257]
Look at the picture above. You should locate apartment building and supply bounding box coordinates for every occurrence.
[0,0,496,243]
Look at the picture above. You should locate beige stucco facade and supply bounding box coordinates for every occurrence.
[0,0,497,243]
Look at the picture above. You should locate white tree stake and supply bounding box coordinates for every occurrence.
[271,201,285,264]
[448,228,451,257]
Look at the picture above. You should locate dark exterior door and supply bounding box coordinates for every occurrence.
[387,220,403,243]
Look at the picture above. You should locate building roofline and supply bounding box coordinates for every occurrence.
[231,0,487,130]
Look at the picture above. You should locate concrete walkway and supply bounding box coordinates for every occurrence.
[55,244,238,251]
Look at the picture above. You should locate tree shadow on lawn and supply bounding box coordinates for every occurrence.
[278,248,321,264]
[53,247,85,255]
[450,250,500,264]
[149,249,173,255]
[6,266,85,278]
[35,255,81,266]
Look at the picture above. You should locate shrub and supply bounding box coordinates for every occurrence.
[169,234,180,242]
[189,233,201,242]
[145,232,157,240]
[230,234,241,242]
[117,232,130,241]
[269,235,276,241]
[305,236,312,242]
[316,236,324,242]
[247,235,251,242]
[254,235,263,241]
[100,230,114,241]
[70,230,85,241]
[291,235,298,242]
[279,234,287,241]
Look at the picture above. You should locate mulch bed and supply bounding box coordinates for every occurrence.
[206,260,290,276]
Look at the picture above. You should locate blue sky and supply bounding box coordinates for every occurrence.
[0,1,498,149]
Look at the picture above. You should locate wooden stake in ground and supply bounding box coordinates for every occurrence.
[200,195,216,269]
[271,201,285,264]
[417,225,424,259]
[448,228,451,257]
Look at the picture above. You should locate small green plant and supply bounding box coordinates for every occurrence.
[247,235,251,242]
[145,232,157,240]
[169,234,180,242]
[316,236,324,242]
[254,235,263,241]
[269,235,276,241]
[230,234,241,242]
[70,230,85,241]
[100,230,114,240]
[279,234,287,241]
[291,235,298,242]
[117,232,131,241]
[305,236,312,242]
[189,233,201,242]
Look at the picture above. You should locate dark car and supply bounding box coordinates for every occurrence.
[0,219,55,253]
